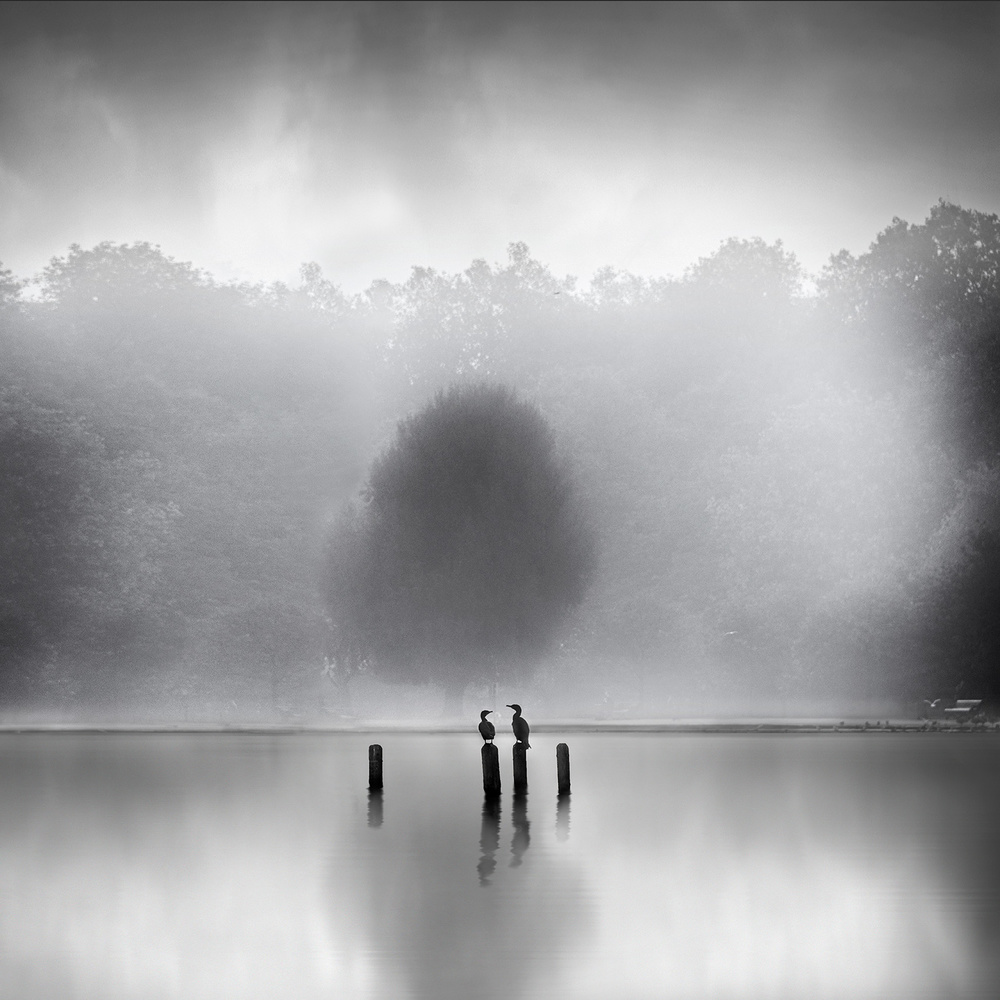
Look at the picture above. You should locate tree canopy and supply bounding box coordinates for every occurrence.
[325,383,594,700]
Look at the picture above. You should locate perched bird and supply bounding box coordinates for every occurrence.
[478,710,496,743]
[507,704,531,748]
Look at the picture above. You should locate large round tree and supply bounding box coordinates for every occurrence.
[325,383,594,710]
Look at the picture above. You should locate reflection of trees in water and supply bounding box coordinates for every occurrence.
[0,732,360,998]
[334,769,588,1000]
[561,733,1000,996]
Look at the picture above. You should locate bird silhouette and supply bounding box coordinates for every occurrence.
[478,710,496,743]
[507,704,531,748]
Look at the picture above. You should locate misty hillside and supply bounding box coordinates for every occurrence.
[2,202,999,722]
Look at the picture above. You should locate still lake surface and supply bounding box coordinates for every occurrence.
[1,730,998,999]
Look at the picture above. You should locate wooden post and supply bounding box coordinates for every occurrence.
[556,742,570,796]
[482,743,501,799]
[368,744,383,790]
[513,742,528,793]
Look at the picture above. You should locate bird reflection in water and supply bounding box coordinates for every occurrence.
[510,792,530,867]
[477,796,501,885]
[367,788,383,828]
[556,792,570,841]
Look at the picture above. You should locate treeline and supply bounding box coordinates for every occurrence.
[2,201,999,719]
[1,247,381,719]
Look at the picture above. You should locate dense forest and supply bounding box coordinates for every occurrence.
[2,201,998,722]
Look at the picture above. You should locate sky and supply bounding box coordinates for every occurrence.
[1,1,1000,291]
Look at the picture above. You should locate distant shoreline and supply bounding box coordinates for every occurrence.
[0,720,996,734]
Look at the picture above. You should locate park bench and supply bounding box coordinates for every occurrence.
[922,698,983,721]
[943,699,983,719]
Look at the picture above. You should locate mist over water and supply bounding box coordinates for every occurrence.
[2,731,998,999]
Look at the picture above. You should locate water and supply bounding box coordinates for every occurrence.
[1,730,998,999]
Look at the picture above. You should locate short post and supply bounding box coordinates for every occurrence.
[368,744,383,790]
[482,743,501,799]
[556,742,570,796]
[513,743,528,793]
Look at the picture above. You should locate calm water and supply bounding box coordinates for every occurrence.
[1,730,998,999]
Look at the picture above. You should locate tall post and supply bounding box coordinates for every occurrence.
[482,743,501,799]
[556,742,570,796]
[513,742,528,793]
[368,743,383,790]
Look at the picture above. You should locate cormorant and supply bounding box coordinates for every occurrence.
[507,704,531,748]
[479,710,496,743]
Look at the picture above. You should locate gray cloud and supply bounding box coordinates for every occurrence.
[2,2,1000,287]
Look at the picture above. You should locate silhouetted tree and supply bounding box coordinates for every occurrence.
[817,202,1000,704]
[819,201,1000,460]
[325,383,594,708]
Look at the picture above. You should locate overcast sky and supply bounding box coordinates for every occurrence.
[1,1,999,290]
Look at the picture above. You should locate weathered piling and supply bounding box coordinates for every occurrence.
[513,742,528,793]
[482,742,501,799]
[556,742,571,795]
[368,744,383,790]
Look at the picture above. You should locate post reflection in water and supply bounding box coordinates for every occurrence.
[556,792,570,841]
[510,791,530,867]
[477,795,501,885]
[367,788,383,828]
[332,736,588,1000]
